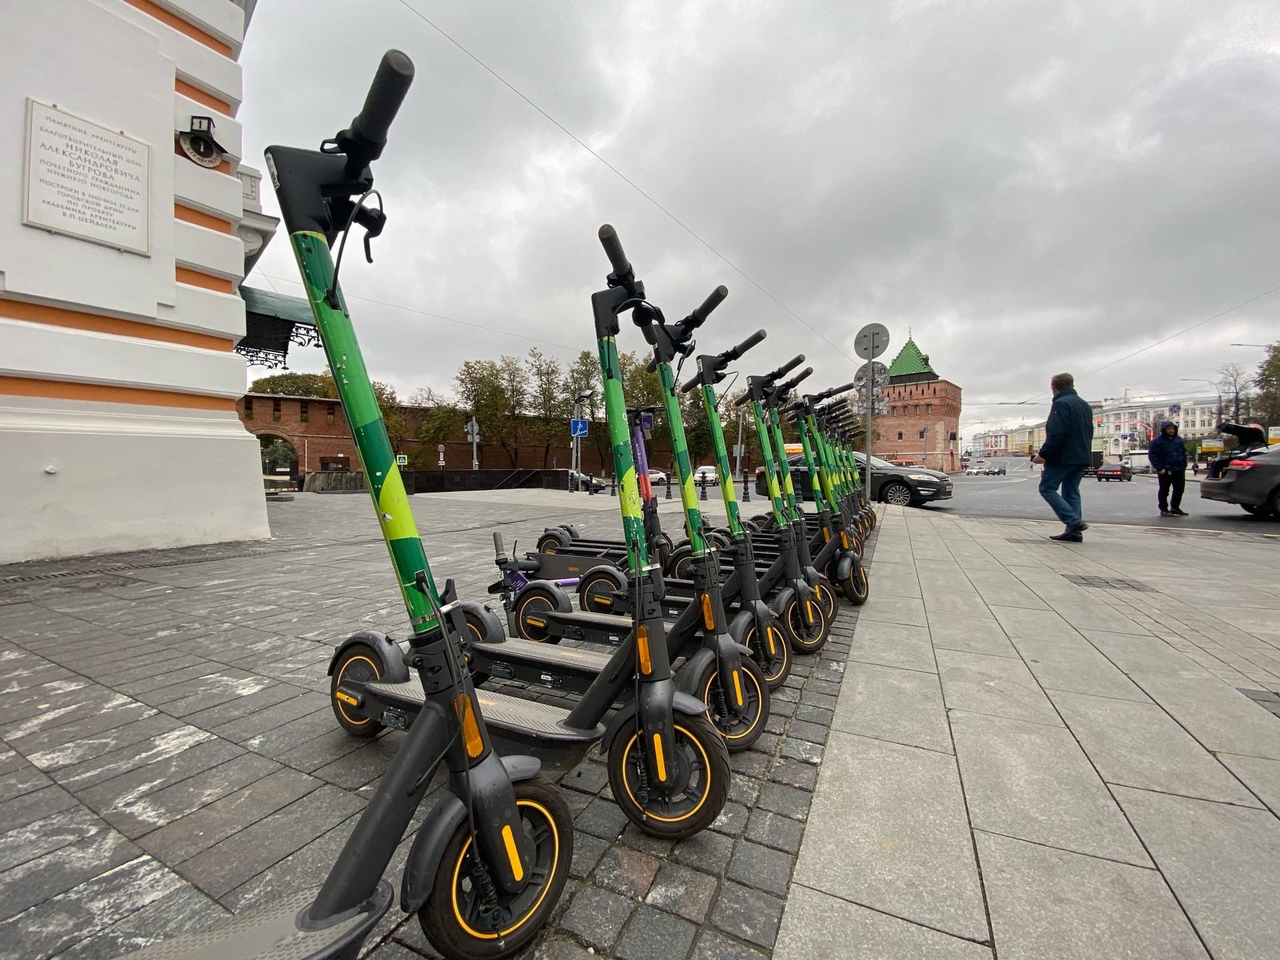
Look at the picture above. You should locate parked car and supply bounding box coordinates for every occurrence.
[1200,424,1280,517]
[965,466,982,476]
[568,469,607,492]
[1096,462,1133,482]
[646,468,669,485]
[984,465,1006,476]
[756,453,952,507]
[974,458,986,464]
[693,465,719,486]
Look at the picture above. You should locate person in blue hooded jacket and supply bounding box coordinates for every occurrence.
[1148,421,1189,517]
[1031,372,1094,542]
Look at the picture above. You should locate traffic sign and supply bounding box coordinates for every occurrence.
[570,419,589,438]
[1168,404,1181,415]
[437,444,446,452]
[854,323,890,361]
[396,454,408,466]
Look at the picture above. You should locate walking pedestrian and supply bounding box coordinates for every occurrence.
[1191,460,1199,478]
[1148,421,1190,517]
[1031,372,1093,542]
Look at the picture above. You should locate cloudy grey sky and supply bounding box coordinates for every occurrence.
[238,0,1280,440]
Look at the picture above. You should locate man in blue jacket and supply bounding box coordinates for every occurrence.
[1031,372,1094,542]
[1147,421,1189,517]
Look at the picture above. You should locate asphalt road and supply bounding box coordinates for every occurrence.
[927,457,1279,535]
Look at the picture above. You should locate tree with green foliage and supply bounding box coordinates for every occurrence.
[526,348,566,467]
[259,437,297,470]
[249,371,337,398]
[564,350,605,472]
[1252,344,1280,429]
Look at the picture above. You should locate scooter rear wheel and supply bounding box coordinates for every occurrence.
[577,565,627,615]
[419,775,572,960]
[691,656,770,752]
[608,714,730,839]
[514,587,567,643]
[330,642,386,738]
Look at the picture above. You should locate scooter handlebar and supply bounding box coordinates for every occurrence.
[350,50,415,150]
[690,285,728,324]
[766,354,805,382]
[727,328,767,360]
[814,381,856,402]
[598,224,631,276]
[492,531,504,556]
[778,366,814,393]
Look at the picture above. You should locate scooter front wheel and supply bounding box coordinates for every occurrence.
[841,558,870,605]
[330,642,386,738]
[810,576,838,621]
[779,593,831,654]
[608,714,730,839]
[419,775,573,960]
[741,620,791,689]
[691,656,770,752]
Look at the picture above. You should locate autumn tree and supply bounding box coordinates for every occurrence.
[249,371,337,398]
[1218,362,1255,423]
[526,349,566,467]
[1252,344,1280,429]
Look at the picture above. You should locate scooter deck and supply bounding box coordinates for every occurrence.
[121,881,391,959]
[365,679,604,743]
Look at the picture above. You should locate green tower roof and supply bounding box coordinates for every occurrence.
[886,338,937,378]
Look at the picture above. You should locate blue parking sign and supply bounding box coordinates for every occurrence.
[570,419,588,438]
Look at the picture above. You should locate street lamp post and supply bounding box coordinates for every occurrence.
[1179,378,1223,425]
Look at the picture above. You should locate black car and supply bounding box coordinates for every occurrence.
[1200,424,1280,518]
[756,453,953,508]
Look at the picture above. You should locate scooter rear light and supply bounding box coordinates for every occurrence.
[453,693,484,758]
[635,625,652,675]
[1227,459,1257,469]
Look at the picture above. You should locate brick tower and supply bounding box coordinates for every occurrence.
[872,337,963,473]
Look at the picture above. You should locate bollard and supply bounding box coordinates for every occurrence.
[699,474,708,501]
[588,474,595,496]
[665,475,672,499]
[610,473,617,497]
[742,469,751,502]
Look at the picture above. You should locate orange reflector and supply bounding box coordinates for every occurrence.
[822,528,831,542]
[453,693,484,758]
[526,617,546,628]
[700,593,715,631]
[841,532,849,548]
[501,824,524,882]
[335,691,358,706]
[805,600,814,623]
[652,732,667,781]
[732,669,744,706]
[636,625,652,675]
[766,627,777,655]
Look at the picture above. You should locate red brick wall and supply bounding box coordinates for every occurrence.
[871,379,963,472]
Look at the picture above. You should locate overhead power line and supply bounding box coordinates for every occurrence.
[392,0,861,367]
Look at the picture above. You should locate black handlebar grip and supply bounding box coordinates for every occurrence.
[821,382,857,401]
[780,367,814,392]
[733,391,753,407]
[768,355,805,381]
[351,50,415,148]
[493,531,504,554]
[680,373,703,393]
[691,285,729,323]
[598,225,631,276]
[728,328,767,360]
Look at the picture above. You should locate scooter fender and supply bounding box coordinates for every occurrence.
[328,631,409,685]
[834,553,854,585]
[400,754,542,915]
[768,585,798,621]
[457,601,503,646]
[599,685,709,755]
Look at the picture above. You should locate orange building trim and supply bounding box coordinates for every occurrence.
[0,376,234,411]
[0,299,235,352]
[175,78,233,116]
[123,0,234,57]
[176,267,235,294]
[175,203,233,234]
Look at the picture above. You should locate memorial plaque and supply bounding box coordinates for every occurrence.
[23,100,150,256]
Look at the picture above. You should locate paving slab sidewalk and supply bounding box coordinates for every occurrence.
[3,492,1279,959]
[777,508,1280,960]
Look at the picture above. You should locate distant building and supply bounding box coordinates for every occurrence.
[1098,393,1220,457]
[873,338,963,472]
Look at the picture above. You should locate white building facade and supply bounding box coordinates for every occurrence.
[1097,394,1221,457]
[0,0,269,563]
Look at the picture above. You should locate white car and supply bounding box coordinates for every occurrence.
[694,465,719,486]
[646,468,668,485]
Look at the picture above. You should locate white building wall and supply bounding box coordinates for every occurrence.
[0,0,268,564]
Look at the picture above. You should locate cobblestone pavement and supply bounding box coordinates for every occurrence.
[2,490,1278,959]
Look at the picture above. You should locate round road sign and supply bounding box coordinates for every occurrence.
[854,323,890,361]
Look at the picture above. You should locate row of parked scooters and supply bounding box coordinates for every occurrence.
[127,51,874,960]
